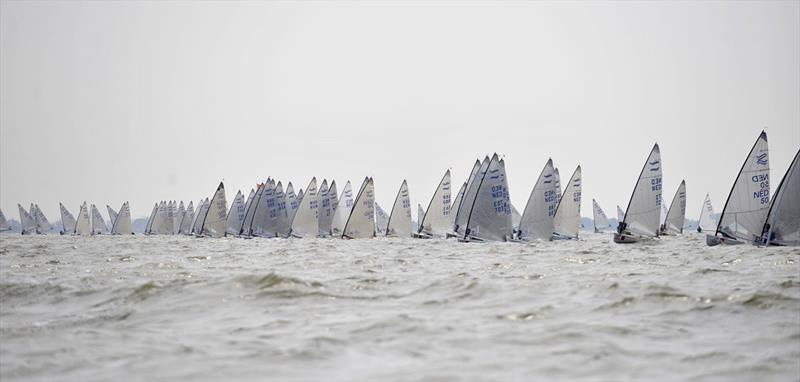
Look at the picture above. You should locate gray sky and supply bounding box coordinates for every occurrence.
[2,1,798,222]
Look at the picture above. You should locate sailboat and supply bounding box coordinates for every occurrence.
[111,202,133,235]
[451,159,482,238]
[0,209,9,232]
[614,144,663,244]
[191,199,209,235]
[375,203,390,235]
[17,204,36,235]
[178,201,195,234]
[319,181,337,237]
[174,201,186,234]
[661,180,686,235]
[415,170,452,238]
[707,131,770,246]
[592,199,611,233]
[290,178,319,238]
[331,181,354,237]
[144,203,158,234]
[449,181,467,231]
[252,180,281,237]
[263,181,289,237]
[761,149,799,246]
[552,166,582,240]
[278,182,297,237]
[74,202,92,235]
[107,205,119,228]
[240,182,267,236]
[342,177,375,239]
[617,205,625,223]
[461,154,513,242]
[196,182,228,238]
[91,204,109,235]
[386,180,412,237]
[32,204,52,234]
[226,190,246,236]
[697,194,717,233]
[517,159,558,241]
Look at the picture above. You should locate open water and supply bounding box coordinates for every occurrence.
[1,233,798,381]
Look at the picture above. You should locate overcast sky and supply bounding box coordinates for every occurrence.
[2,1,798,223]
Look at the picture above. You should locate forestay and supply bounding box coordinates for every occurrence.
[664,180,687,234]
[552,166,582,239]
[763,149,799,246]
[464,154,513,242]
[343,177,375,239]
[518,159,558,241]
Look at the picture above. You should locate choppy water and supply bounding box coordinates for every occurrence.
[0,233,798,381]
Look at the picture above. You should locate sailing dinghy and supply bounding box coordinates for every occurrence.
[592,199,611,233]
[707,132,770,246]
[342,177,375,239]
[32,204,52,234]
[375,202,390,235]
[697,194,717,233]
[614,144,663,244]
[111,202,133,235]
[178,201,195,234]
[552,166,582,240]
[226,190,246,236]
[91,204,109,235]
[415,170,452,238]
[461,154,513,242]
[450,159,482,238]
[617,205,625,223]
[661,180,686,235]
[192,199,209,235]
[197,182,228,238]
[761,149,799,246]
[517,159,558,241]
[319,181,337,237]
[331,181,354,237]
[290,178,319,238]
[0,209,9,232]
[75,202,92,235]
[107,205,118,228]
[18,204,36,235]
[386,180,412,237]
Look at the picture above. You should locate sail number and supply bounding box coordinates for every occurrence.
[752,174,770,204]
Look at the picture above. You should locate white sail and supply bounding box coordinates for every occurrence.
[240,183,266,236]
[452,160,482,235]
[449,181,467,229]
[75,202,92,235]
[91,204,109,234]
[517,159,558,241]
[552,166,582,239]
[375,203,390,234]
[318,180,336,237]
[179,201,195,234]
[331,181,354,236]
[698,194,717,232]
[150,202,169,235]
[226,190,246,236]
[290,178,319,238]
[617,205,625,223]
[166,201,176,234]
[112,202,133,235]
[592,199,611,232]
[417,204,425,227]
[0,209,9,231]
[192,199,209,235]
[763,149,799,246]
[297,189,304,201]
[145,203,158,234]
[278,182,297,237]
[17,204,36,235]
[463,154,513,242]
[59,203,76,234]
[386,180,412,237]
[106,205,119,229]
[511,204,522,231]
[33,204,52,234]
[264,182,288,237]
[713,131,770,243]
[252,180,279,237]
[660,203,668,227]
[174,201,185,234]
[199,182,228,238]
[240,189,256,231]
[617,144,663,240]
[663,180,687,235]
[417,170,452,237]
[343,177,375,239]
[554,168,562,203]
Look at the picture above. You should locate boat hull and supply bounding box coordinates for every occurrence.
[613,232,639,244]
[705,234,745,246]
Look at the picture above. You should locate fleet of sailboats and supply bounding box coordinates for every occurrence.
[4,133,797,247]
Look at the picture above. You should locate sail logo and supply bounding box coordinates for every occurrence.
[756,153,768,166]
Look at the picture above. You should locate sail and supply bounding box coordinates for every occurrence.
[17,204,36,235]
[179,201,195,234]
[343,177,375,239]
[33,204,52,234]
[199,182,228,238]
[107,205,119,229]
[226,190,246,236]
[715,131,770,243]
[418,170,452,237]
[290,178,319,238]
[552,166,582,239]
[617,205,625,223]
[386,180,412,237]
[554,168,562,203]
[174,201,185,234]
[59,203,77,234]
[240,189,256,230]
[297,189,304,201]
[267,182,289,237]
[151,202,169,234]
[318,180,336,237]
[417,204,425,227]
[452,160,482,234]
[192,199,209,235]
[664,180,687,234]
[763,149,800,246]
[240,183,266,236]
[456,157,490,235]
[511,204,522,231]
[518,159,558,241]
[449,181,467,229]
[331,181,354,236]
[144,203,158,234]
[0,209,9,231]
[620,144,663,238]
[660,203,668,227]
[464,154,513,241]
[375,203,390,234]
[75,202,92,235]
[592,199,610,232]
[91,204,109,234]
[698,194,717,232]
[252,180,280,237]
[112,202,133,235]
[166,201,176,234]
[279,182,298,237]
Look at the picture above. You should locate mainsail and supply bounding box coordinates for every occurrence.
[455,157,490,236]
[226,190,246,236]
[252,180,279,237]
[179,201,195,234]
[452,160,482,235]
[17,204,36,235]
[152,201,171,235]
[278,182,297,237]
[386,180,412,237]
[91,204,109,234]
[617,205,625,223]
[552,166,582,239]
[554,168,562,203]
[763,149,799,246]
[417,170,452,237]
[463,154,513,242]
[318,180,336,237]
[375,203,390,234]
[75,202,92,235]
[33,204,52,234]
[711,131,770,244]
[112,202,133,235]
[266,182,289,237]
[331,181,354,236]
[174,201,185,234]
[0,209,9,231]
[107,205,119,229]
[517,159,558,241]
[192,199,209,235]
[59,203,77,234]
[199,182,228,238]
[449,181,467,229]
[145,203,158,234]
[592,199,611,232]
[616,144,662,242]
[240,182,266,236]
[663,180,687,235]
[698,194,717,232]
[343,177,375,239]
[511,204,522,231]
[290,178,319,238]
